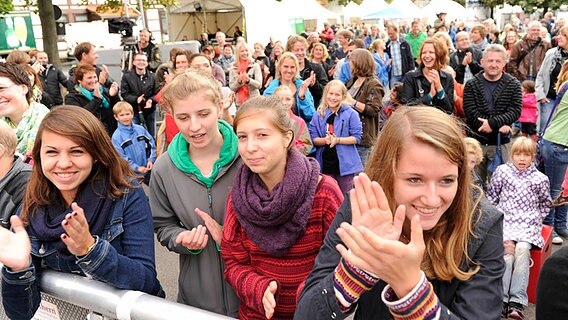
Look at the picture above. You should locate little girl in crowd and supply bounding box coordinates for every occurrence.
[519,80,538,141]
[379,82,402,131]
[370,39,391,88]
[487,137,552,320]
[309,80,363,194]
[554,169,568,207]
[274,85,313,155]
[464,137,484,189]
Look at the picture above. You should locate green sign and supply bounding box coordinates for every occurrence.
[0,12,36,54]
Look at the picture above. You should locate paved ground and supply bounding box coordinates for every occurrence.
[153,225,566,320]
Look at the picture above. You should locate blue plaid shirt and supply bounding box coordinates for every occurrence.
[390,39,402,76]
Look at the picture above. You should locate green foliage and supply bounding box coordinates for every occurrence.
[479,0,505,10]
[509,0,562,13]
[0,0,14,14]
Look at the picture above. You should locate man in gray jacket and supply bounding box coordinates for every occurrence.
[0,122,31,229]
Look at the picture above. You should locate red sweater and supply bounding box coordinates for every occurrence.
[221,175,343,319]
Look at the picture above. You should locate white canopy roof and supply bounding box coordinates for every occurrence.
[281,0,339,20]
[423,0,466,21]
[170,0,242,13]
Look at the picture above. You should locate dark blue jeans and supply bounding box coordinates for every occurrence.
[542,139,568,229]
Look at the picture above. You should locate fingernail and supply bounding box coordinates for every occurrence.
[61,234,67,239]
[72,211,78,216]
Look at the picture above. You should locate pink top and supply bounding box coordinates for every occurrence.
[519,92,538,123]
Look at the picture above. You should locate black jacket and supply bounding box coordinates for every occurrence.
[300,58,329,107]
[400,68,455,114]
[463,72,522,145]
[64,89,120,136]
[39,64,74,107]
[385,38,416,76]
[449,48,483,84]
[295,196,504,320]
[120,70,159,115]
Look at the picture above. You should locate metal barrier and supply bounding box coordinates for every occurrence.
[0,269,234,320]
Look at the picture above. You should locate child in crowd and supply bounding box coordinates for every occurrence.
[274,85,313,155]
[464,137,484,189]
[111,101,156,185]
[379,82,402,131]
[553,168,568,207]
[309,80,363,194]
[519,80,538,141]
[369,38,391,88]
[487,137,552,320]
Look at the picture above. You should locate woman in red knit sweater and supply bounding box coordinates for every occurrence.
[221,95,344,319]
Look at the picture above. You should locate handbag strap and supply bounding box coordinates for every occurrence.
[496,132,501,149]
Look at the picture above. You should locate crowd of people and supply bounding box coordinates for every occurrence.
[0,11,566,320]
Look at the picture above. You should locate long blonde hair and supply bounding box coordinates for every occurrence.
[317,80,347,117]
[365,106,480,281]
[555,59,568,92]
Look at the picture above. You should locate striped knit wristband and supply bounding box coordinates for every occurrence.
[333,258,380,309]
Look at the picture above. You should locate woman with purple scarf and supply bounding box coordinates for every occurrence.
[0,106,163,320]
[221,96,344,320]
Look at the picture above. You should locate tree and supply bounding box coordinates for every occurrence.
[479,0,504,19]
[37,0,60,67]
[508,0,563,14]
[0,0,13,14]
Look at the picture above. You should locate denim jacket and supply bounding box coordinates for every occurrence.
[309,104,363,176]
[263,78,315,123]
[1,184,164,320]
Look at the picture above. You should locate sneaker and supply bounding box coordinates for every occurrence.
[508,302,524,320]
[552,231,564,245]
[501,302,509,319]
[555,228,568,238]
[552,193,568,207]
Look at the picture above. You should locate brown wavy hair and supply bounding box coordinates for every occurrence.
[417,37,448,70]
[20,105,137,225]
[365,106,480,281]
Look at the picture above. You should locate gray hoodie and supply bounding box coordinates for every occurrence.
[149,152,241,317]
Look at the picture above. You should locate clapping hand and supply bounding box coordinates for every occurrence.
[99,65,109,84]
[195,208,223,246]
[335,173,425,297]
[263,281,278,319]
[61,202,96,257]
[0,216,31,272]
[109,82,119,97]
[176,225,208,250]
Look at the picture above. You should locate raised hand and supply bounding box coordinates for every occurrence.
[61,202,96,257]
[336,214,425,298]
[99,65,109,84]
[175,225,208,250]
[195,208,223,245]
[349,173,405,241]
[263,281,278,319]
[109,82,119,97]
[0,216,31,272]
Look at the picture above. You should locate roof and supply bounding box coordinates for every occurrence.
[169,0,242,14]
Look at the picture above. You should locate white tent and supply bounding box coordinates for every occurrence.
[423,0,466,22]
[358,0,388,17]
[388,0,425,18]
[281,0,339,21]
[240,0,291,46]
[326,2,363,23]
[280,0,339,31]
[170,0,242,14]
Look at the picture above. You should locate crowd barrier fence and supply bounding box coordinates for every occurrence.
[0,269,233,320]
